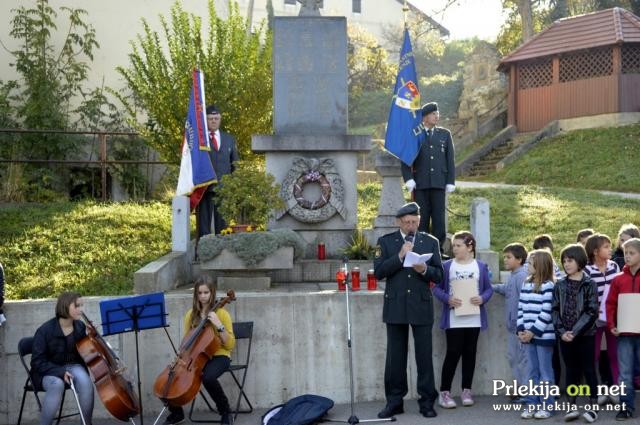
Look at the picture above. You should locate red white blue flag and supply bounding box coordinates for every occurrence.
[176,69,217,210]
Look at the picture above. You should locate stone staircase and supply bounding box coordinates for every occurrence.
[465,132,535,177]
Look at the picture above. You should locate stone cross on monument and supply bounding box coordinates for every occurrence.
[252,13,371,258]
[297,0,322,16]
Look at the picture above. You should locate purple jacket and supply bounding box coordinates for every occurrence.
[432,259,494,330]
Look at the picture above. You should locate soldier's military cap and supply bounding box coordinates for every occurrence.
[395,202,420,218]
[206,104,221,115]
[421,102,438,116]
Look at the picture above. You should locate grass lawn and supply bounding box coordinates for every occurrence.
[467,123,640,193]
[1,201,173,299]
[360,184,640,261]
[4,183,639,300]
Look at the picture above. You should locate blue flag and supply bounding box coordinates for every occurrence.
[176,69,217,210]
[385,29,422,166]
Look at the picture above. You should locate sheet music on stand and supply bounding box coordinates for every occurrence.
[100,292,172,425]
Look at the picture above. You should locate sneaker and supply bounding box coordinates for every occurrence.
[534,410,552,419]
[615,409,633,421]
[163,410,185,425]
[609,394,620,404]
[438,391,457,409]
[521,410,535,419]
[597,395,609,405]
[582,410,598,423]
[461,388,475,406]
[564,409,580,421]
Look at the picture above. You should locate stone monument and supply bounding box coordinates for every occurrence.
[253,11,371,257]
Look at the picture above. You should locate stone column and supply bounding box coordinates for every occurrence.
[369,151,405,243]
[172,196,190,252]
[470,197,498,282]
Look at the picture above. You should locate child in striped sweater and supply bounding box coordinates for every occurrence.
[584,233,620,400]
[517,249,556,420]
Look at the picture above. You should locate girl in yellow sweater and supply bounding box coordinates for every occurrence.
[164,276,236,425]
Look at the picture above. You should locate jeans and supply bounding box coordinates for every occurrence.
[617,335,640,413]
[524,343,555,411]
[507,332,528,386]
[559,335,598,404]
[41,364,93,425]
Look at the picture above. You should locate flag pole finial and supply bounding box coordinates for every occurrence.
[403,0,409,29]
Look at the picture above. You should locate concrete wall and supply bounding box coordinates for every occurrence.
[0,290,511,424]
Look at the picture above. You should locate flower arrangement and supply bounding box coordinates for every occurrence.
[198,228,306,267]
[215,161,285,229]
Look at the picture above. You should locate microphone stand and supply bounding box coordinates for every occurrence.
[326,257,396,425]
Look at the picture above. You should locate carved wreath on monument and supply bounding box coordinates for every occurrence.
[278,157,346,223]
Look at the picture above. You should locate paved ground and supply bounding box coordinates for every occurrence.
[457,180,640,200]
[19,395,638,424]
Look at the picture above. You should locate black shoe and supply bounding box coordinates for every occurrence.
[163,410,185,425]
[377,404,404,418]
[221,412,234,425]
[420,405,437,418]
[616,409,633,421]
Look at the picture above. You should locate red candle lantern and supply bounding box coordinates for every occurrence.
[351,267,361,291]
[336,268,346,291]
[317,242,326,260]
[367,269,377,291]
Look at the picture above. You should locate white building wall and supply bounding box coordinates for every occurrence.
[0,0,408,99]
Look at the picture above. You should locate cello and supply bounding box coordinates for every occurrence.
[76,312,140,422]
[153,289,236,407]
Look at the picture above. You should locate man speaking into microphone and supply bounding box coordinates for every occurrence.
[374,202,443,419]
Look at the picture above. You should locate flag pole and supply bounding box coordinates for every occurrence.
[403,0,409,29]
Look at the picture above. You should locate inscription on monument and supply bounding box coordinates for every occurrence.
[273,17,348,135]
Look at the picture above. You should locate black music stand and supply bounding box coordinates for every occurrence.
[326,258,396,425]
[100,292,171,425]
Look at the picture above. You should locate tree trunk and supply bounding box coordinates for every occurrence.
[518,0,534,41]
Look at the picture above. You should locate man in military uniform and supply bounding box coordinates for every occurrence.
[196,104,240,236]
[374,202,443,419]
[401,102,455,248]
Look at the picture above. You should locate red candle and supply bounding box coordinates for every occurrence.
[317,242,326,260]
[336,269,346,291]
[351,267,360,291]
[367,269,377,291]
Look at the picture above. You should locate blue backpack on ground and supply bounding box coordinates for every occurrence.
[262,394,334,425]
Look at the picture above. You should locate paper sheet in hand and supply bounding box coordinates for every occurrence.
[617,293,640,333]
[403,251,433,267]
[451,278,480,316]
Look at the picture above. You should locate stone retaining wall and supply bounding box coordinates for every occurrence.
[0,290,511,424]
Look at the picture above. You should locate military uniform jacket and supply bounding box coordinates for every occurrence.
[374,230,444,325]
[401,126,455,190]
[208,131,239,190]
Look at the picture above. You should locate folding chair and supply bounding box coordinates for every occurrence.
[189,321,254,423]
[17,336,80,425]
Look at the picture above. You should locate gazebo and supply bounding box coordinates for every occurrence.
[498,8,640,132]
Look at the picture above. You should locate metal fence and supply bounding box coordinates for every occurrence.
[0,128,171,201]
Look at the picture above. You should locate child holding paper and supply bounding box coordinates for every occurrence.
[433,231,493,409]
[606,238,640,421]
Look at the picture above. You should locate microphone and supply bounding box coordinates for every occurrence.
[405,231,415,243]
[341,256,350,287]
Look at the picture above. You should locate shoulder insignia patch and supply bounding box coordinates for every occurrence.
[375,245,382,258]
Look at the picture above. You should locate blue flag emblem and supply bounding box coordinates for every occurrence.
[385,29,422,166]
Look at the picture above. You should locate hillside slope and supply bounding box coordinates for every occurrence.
[465,123,640,193]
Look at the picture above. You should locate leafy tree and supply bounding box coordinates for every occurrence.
[1,0,103,201]
[347,24,396,128]
[115,0,272,164]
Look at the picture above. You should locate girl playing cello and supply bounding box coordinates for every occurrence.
[31,292,94,425]
[163,276,236,425]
